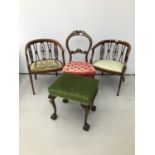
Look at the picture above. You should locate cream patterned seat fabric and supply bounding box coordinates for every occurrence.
[93,60,124,73]
[30,59,63,72]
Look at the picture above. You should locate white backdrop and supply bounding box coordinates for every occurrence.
[19,0,134,74]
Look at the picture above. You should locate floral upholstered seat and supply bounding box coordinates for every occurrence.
[30,59,63,72]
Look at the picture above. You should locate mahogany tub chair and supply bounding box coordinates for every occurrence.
[62,30,96,77]
[90,40,131,96]
[25,38,65,95]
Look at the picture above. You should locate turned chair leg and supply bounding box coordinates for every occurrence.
[29,73,35,95]
[55,71,58,76]
[117,74,124,96]
[81,104,91,131]
[101,71,104,76]
[34,74,37,80]
[123,67,127,82]
[123,75,125,82]
[48,96,57,120]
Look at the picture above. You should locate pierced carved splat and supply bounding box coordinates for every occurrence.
[72,30,87,36]
[28,47,34,63]
[100,44,105,59]
[112,42,119,61]
[32,43,40,61]
[70,48,87,54]
[106,42,112,60]
[91,40,131,64]
[47,42,52,59]
[54,43,58,60]
[119,44,126,62]
[66,30,92,62]
[40,42,46,60]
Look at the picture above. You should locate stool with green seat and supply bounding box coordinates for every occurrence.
[48,73,98,131]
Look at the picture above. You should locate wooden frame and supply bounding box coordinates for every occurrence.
[66,30,92,62]
[90,39,131,96]
[25,38,65,95]
[48,88,98,131]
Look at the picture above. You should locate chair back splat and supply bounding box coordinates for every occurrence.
[25,39,65,65]
[90,40,131,64]
[66,30,92,62]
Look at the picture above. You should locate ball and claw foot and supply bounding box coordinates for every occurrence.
[50,113,57,120]
[91,105,96,111]
[83,123,90,131]
[63,99,68,103]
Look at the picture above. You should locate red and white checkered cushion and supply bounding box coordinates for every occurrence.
[63,61,96,77]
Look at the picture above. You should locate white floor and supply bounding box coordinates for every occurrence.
[19,74,135,155]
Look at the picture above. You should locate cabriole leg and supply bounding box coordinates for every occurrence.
[91,88,98,111]
[91,104,96,111]
[48,95,57,120]
[63,99,68,103]
[81,104,91,131]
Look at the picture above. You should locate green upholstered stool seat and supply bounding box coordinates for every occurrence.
[48,74,98,131]
[48,74,98,106]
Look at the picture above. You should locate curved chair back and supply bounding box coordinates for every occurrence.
[91,40,131,64]
[66,30,92,62]
[25,38,65,66]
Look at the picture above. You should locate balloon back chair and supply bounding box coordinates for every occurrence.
[90,40,131,96]
[63,30,96,77]
[25,38,65,95]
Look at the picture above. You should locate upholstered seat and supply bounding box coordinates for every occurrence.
[30,59,63,72]
[63,61,96,77]
[48,73,98,131]
[48,74,98,105]
[93,60,124,73]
